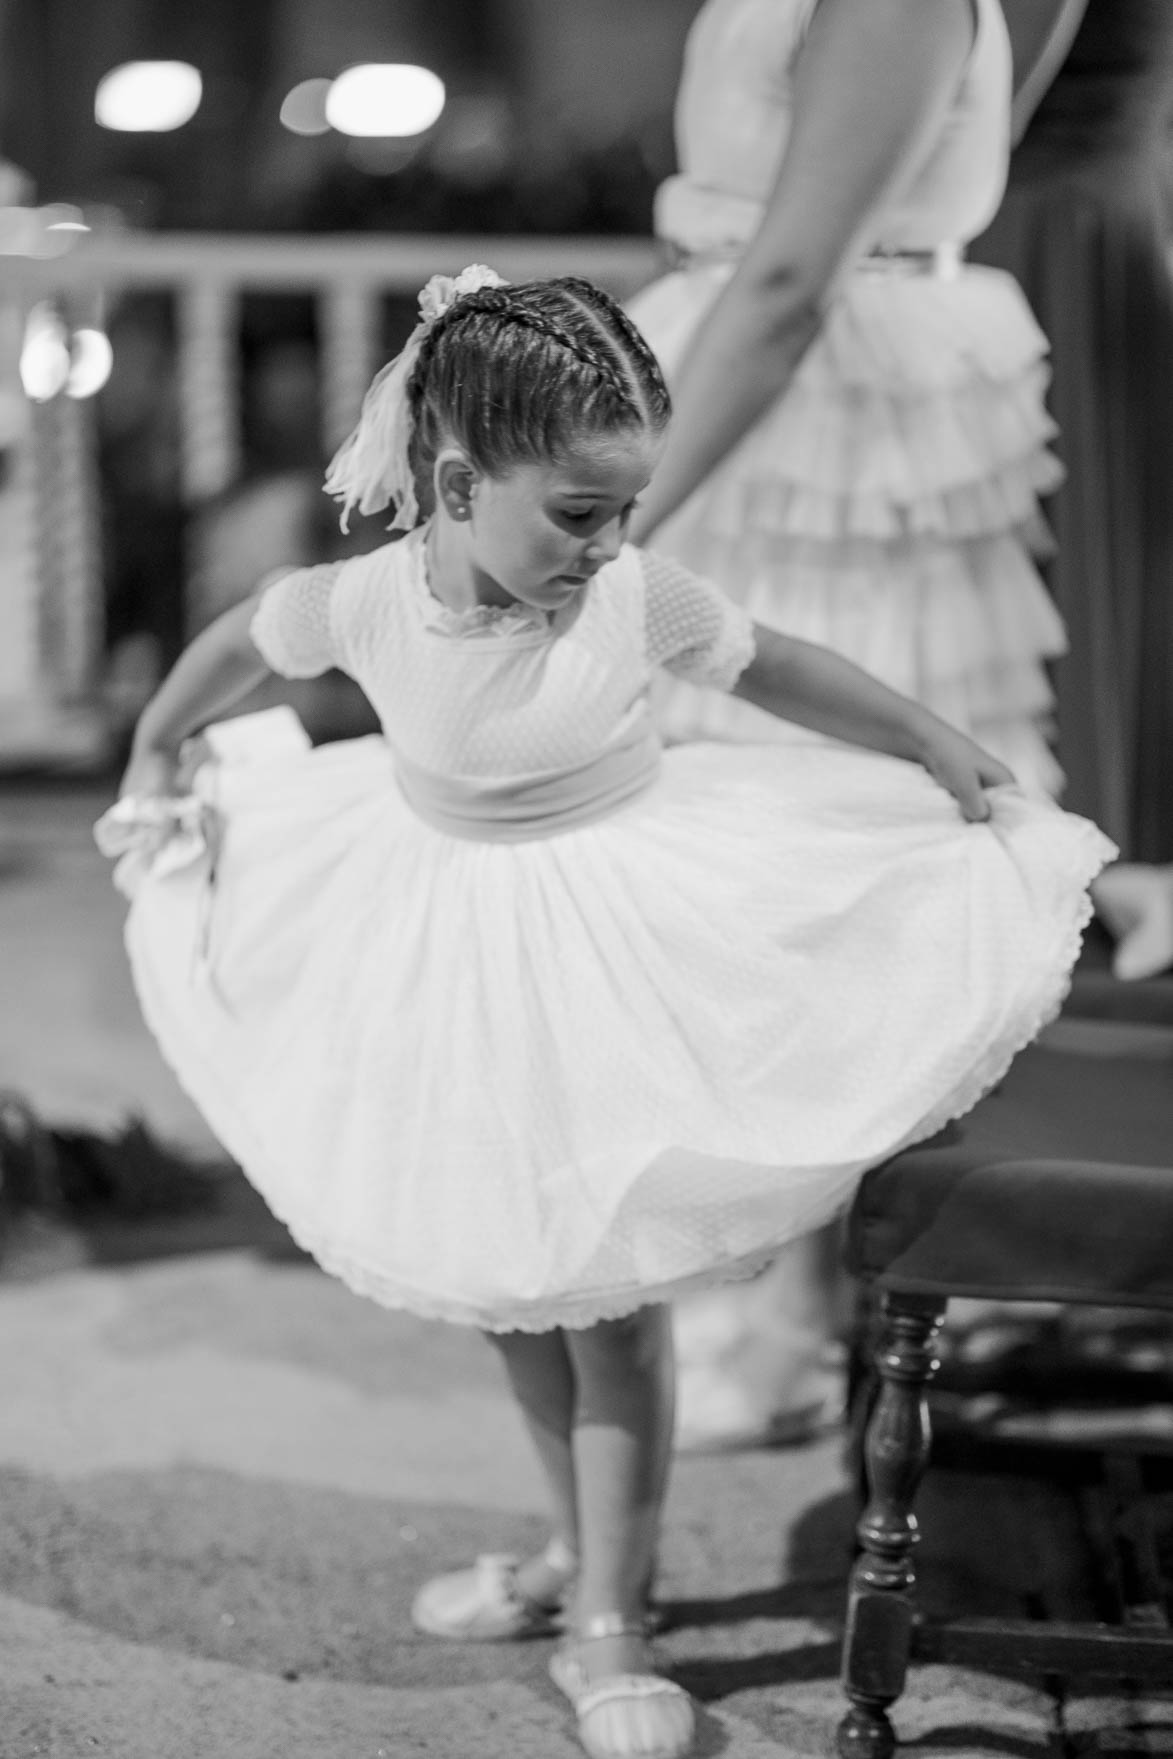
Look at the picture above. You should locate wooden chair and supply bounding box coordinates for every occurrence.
[837,996,1173,1757]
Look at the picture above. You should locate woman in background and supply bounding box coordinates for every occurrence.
[626,0,1084,1449]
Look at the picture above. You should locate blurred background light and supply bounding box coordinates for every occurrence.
[325,64,446,139]
[279,79,333,137]
[0,204,88,257]
[19,305,71,401]
[43,204,89,233]
[66,329,115,400]
[95,62,204,133]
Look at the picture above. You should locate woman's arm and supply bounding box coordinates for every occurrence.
[629,0,975,545]
[121,593,272,793]
[1004,0,1087,143]
[736,624,1015,818]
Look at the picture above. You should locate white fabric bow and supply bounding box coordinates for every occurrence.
[95,792,229,1000]
[94,793,220,900]
[324,263,506,533]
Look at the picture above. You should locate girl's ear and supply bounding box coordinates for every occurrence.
[434,448,479,524]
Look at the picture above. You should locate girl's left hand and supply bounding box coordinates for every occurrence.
[118,745,181,804]
[915,720,1016,822]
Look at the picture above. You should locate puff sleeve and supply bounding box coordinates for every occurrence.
[249,562,346,678]
[641,550,756,690]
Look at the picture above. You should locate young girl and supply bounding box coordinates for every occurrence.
[98,266,1113,1759]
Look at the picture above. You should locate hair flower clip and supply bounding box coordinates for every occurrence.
[418,264,505,324]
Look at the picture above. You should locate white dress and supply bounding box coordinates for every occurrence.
[108,533,1111,1333]
[628,0,1066,797]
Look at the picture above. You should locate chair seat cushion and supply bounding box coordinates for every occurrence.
[847,1021,1173,1308]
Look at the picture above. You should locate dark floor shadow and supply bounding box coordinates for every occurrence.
[663,1479,858,1639]
[659,1484,855,1703]
[662,1579,845,1635]
[672,1636,843,1699]
[691,1704,734,1756]
[901,1728,1059,1759]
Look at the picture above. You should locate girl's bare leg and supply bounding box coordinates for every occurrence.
[489,1327,580,1601]
[562,1304,676,1680]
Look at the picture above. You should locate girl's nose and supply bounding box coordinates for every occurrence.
[586,517,624,564]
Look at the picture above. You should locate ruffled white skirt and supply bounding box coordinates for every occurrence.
[628,261,1067,795]
[118,732,1112,1332]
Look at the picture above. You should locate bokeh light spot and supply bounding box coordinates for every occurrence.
[95,62,203,133]
[67,330,115,400]
[279,79,333,137]
[326,64,445,139]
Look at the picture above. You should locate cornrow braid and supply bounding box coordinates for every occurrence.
[555,276,672,422]
[502,306,636,403]
[403,276,671,523]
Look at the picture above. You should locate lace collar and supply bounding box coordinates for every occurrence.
[412,527,552,642]
[423,599,551,640]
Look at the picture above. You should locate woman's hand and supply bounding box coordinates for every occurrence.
[913,718,1016,822]
[118,744,181,804]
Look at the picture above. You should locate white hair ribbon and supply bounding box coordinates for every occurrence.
[324,263,507,533]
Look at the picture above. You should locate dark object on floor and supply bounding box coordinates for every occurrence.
[49,1117,220,1217]
[837,1019,1173,1758]
[0,1093,218,1241]
[0,1092,61,1226]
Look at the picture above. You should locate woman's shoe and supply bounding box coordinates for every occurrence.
[411,1537,577,1641]
[549,1612,695,1759]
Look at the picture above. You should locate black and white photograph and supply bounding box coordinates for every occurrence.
[1,2,1172,1754]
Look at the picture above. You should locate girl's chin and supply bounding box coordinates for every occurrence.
[513,584,583,610]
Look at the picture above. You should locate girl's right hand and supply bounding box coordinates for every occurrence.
[118,745,181,803]
[914,719,1016,823]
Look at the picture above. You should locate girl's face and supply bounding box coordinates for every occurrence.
[445,428,663,612]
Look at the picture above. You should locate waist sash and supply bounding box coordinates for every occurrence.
[394,719,662,843]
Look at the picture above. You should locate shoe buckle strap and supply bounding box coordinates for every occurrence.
[575,1674,691,1719]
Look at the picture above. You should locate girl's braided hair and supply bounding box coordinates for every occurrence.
[404,276,671,522]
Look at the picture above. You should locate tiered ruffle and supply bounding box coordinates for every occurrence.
[629,260,1068,795]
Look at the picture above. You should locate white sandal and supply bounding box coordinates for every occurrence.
[549,1612,695,1759]
[411,1537,577,1641]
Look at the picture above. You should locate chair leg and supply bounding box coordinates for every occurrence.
[837,1290,946,1759]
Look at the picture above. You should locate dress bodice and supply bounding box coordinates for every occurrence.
[250,535,756,784]
[655,0,1012,256]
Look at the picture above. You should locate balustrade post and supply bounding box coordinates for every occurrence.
[319,284,381,456]
[0,418,39,710]
[177,280,241,506]
[33,393,103,702]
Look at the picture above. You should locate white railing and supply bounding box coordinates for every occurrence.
[0,232,660,767]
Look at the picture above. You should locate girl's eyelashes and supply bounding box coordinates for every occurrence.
[557,498,641,529]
